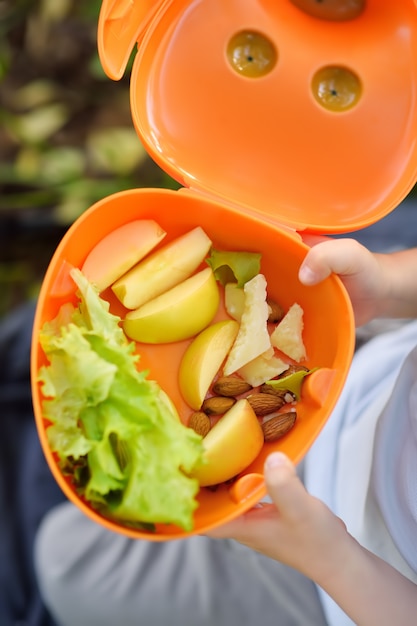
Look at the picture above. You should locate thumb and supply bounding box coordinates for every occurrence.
[264,452,310,523]
[298,238,365,286]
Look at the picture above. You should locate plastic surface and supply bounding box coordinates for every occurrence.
[31,188,355,540]
[31,0,417,540]
[97,0,164,80]
[99,0,417,232]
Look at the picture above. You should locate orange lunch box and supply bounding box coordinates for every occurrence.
[31,0,417,540]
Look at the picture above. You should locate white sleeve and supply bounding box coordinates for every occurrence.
[305,320,417,626]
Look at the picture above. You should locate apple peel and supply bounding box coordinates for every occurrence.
[81,219,167,292]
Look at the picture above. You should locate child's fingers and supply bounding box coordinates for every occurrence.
[299,238,366,285]
[263,453,310,524]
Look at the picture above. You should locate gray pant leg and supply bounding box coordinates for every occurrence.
[35,502,327,626]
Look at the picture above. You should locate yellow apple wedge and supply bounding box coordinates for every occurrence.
[191,399,264,486]
[112,226,212,309]
[178,320,240,411]
[224,282,246,321]
[81,220,166,292]
[123,267,220,344]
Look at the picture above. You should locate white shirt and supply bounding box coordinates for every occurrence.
[305,320,417,626]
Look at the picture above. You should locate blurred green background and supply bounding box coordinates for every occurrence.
[1,0,416,319]
[0,0,178,317]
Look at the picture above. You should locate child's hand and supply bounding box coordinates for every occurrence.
[207,452,350,585]
[298,237,386,326]
[208,452,417,626]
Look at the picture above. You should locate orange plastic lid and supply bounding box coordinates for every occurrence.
[98,0,417,233]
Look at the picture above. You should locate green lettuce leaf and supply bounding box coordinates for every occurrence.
[38,268,204,531]
[264,368,318,400]
[206,249,261,287]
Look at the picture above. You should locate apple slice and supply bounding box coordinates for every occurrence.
[224,282,245,321]
[123,267,219,344]
[178,319,240,411]
[81,220,166,292]
[191,399,264,486]
[112,226,212,309]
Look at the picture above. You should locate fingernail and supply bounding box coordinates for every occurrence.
[265,452,289,470]
[298,264,316,285]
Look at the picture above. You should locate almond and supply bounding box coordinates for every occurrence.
[267,298,284,323]
[262,411,296,442]
[246,393,285,416]
[259,384,296,403]
[277,364,309,377]
[212,376,253,397]
[201,396,236,415]
[188,411,211,437]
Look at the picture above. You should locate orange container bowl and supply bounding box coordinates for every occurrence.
[31,188,355,540]
[31,0,417,540]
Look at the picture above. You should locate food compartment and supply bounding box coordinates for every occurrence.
[31,188,354,539]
